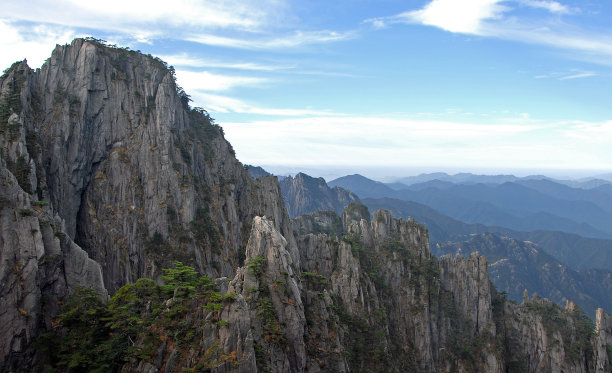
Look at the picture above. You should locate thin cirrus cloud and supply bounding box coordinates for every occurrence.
[160,53,360,79]
[189,91,342,117]
[187,30,355,50]
[366,0,612,63]
[2,0,352,67]
[0,0,285,69]
[0,19,76,69]
[159,53,295,72]
[564,120,612,142]
[518,0,571,14]
[2,0,276,33]
[174,70,268,93]
[534,69,597,80]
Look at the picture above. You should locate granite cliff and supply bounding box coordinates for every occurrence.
[0,39,611,372]
[0,38,295,370]
[280,172,359,218]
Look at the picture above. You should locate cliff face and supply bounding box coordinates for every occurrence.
[0,39,294,371]
[0,61,107,370]
[33,39,296,291]
[1,40,611,372]
[280,172,359,218]
[6,38,297,291]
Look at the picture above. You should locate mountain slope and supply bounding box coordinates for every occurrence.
[433,233,612,316]
[280,172,359,217]
[363,197,612,272]
[328,173,396,198]
[36,205,612,372]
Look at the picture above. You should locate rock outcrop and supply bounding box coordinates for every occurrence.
[173,204,609,372]
[280,172,359,218]
[245,165,271,179]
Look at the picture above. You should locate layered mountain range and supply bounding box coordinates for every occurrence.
[330,174,612,239]
[1,38,611,372]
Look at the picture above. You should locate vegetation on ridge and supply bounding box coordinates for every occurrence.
[37,262,237,372]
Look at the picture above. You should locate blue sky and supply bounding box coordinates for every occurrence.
[2,0,612,179]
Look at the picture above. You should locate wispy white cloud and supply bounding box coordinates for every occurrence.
[0,18,76,69]
[159,53,294,71]
[366,0,508,33]
[519,0,572,14]
[401,0,506,34]
[160,53,360,78]
[174,70,268,93]
[480,20,612,60]
[189,92,341,117]
[221,115,612,170]
[535,68,597,80]
[187,30,354,50]
[366,0,612,64]
[3,0,278,33]
[366,0,573,31]
[563,120,612,142]
[3,0,349,57]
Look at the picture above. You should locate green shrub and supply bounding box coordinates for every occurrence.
[301,271,327,286]
[247,256,266,277]
[19,208,33,216]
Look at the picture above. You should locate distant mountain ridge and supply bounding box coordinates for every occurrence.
[390,172,612,189]
[330,174,612,239]
[246,164,271,179]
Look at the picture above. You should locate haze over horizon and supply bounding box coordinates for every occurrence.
[2,0,611,173]
[256,164,612,184]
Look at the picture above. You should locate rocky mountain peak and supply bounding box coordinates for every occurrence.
[280,172,359,218]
